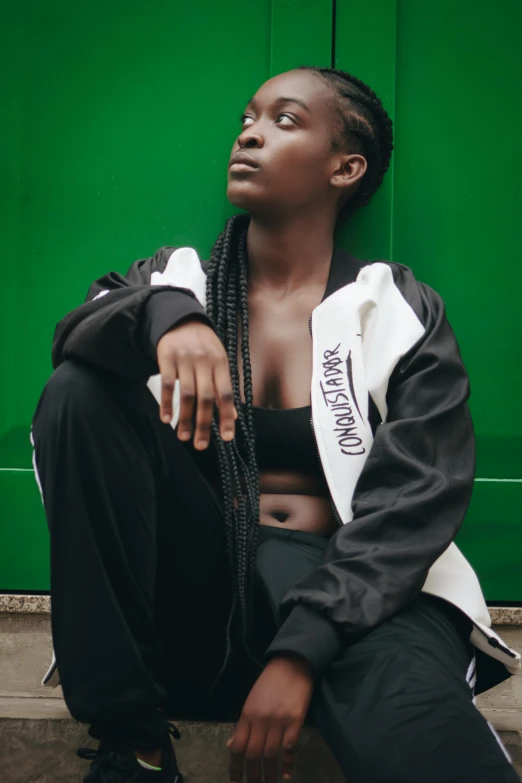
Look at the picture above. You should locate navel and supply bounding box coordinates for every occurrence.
[271,510,289,524]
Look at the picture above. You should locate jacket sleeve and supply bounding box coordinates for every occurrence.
[51,246,214,378]
[265,266,476,676]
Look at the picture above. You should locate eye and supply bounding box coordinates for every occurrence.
[276,113,295,125]
[238,112,295,127]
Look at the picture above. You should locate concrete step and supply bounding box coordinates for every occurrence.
[2,598,521,711]
[0,697,521,783]
[0,696,346,783]
[1,697,522,783]
[1,597,521,780]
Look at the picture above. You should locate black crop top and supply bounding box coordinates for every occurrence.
[245,403,323,474]
[187,402,330,495]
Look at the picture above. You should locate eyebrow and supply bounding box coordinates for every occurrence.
[246,95,311,113]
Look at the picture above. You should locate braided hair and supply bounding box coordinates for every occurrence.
[299,66,395,226]
[205,68,393,697]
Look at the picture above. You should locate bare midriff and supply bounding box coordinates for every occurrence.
[213,469,339,538]
[258,471,338,537]
[228,276,341,538]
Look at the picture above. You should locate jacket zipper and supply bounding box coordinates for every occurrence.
[309,314,344,530]
[472,620,517,657]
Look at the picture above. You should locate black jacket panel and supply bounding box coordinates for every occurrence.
[265,263,476,674]
[51,247,214,378]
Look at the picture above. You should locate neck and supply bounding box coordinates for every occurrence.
[245,211,336,296]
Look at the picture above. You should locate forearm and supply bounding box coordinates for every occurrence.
[53,286,212,377]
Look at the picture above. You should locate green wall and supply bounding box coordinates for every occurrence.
[1,0,520,599]
[335,0,522,599]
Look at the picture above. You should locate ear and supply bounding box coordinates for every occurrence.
[329,154,367,193]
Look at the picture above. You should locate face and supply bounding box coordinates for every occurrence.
[227,70,367,222]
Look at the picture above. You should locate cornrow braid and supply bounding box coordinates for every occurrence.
[204,69,393,696]
[294,66,394,224]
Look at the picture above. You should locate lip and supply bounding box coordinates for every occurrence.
[229,152,260,170]
[229,162,260,173]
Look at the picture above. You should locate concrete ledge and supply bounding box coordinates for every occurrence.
[0,697,72,720]
[1,695,520,731]
[1,599,521,710]
[1,595,521,780]
[492,607,522,625]
[0,594,51,614]
[481,709,522,732]
[2,594,522,624]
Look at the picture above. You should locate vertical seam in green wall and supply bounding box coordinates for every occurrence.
[269,0,274,77]
[331,0,336,68]
[389,0,398,263]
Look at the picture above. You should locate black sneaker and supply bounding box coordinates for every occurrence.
[76,721,184,782]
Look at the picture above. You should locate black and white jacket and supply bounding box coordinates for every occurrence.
[38,244,521,694]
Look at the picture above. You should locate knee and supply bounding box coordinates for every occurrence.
[43,358,104,402]
[333,687,459,780]
[32,360,108,432]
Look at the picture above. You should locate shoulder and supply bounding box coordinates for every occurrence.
[123,246,178,283]
[124,245,209,282]
[358,260,445,327]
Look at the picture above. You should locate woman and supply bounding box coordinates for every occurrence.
[31,66,520,783]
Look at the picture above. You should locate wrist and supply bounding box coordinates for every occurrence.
[267,652,313,677]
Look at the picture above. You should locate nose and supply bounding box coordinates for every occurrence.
[237,128,263,149]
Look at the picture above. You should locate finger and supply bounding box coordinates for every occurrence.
[176,362,196,441]
[213,358,237,441]
[193,364,215,450]
[262,724,284,783]
[160,368,177,424]
[244,721,269,783]
[281,722,301,782]
[228,719,251,783]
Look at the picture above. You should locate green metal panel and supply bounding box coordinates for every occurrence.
[456,482,522,602]
[2,0,520,598]
[0,0,331,589]
[0,472,50,591]
[334,0,397,260]
[270,0,331,75]
[336,0,522,599]
[0,0,22,462]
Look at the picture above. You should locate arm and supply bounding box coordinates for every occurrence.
[52,246,214,377]
[265,268,476,676]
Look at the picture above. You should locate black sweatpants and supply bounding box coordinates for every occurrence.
[31,359,519,782]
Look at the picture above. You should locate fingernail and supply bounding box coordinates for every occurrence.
[223,430,234,441]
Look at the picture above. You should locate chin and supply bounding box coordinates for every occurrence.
[226,182,261,212]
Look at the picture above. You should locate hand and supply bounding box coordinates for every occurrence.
[156,320,238,449]
[227,654,314,783]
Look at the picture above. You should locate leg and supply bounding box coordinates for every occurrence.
[250,526,338,682]
[309,594,520,783]
[31,359,236,750]
[213,526,332,722]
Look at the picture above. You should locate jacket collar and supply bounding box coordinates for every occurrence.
[201,245,365,301]
[321,245,365,303]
